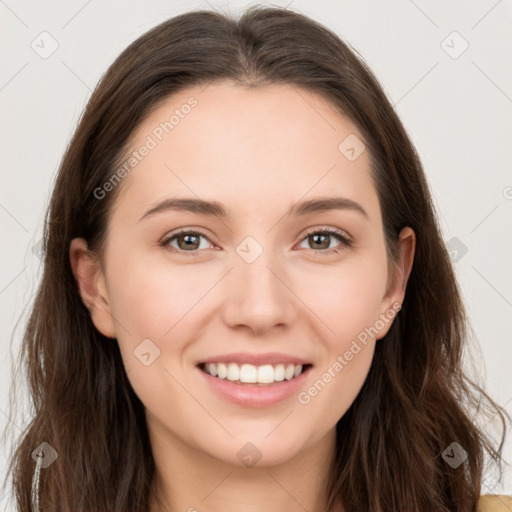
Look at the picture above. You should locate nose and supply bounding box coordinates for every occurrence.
[220,245,297,336]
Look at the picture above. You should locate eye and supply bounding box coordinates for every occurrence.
[160,226,352,257]
[160,230,213,257]
[297,227,352,255]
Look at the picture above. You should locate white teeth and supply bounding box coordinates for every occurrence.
[284,364,295,380]
[227,363,239,381]
[203,362,305,384]
[274,364,285,382]
[257,364,274,384]
[240,364,257,383]
[217,363,227,379]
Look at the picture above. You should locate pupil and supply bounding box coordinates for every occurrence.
[312,234,328,249]
[182,234,198,249]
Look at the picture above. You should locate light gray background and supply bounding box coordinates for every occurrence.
[1,0,511,507]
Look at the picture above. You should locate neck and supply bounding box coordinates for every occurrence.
[146,411,342,512]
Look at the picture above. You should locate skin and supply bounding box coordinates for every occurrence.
[70,82,415,512]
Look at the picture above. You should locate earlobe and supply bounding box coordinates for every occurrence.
[69,238,117,339]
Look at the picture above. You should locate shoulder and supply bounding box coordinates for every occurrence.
[478,495,512,511]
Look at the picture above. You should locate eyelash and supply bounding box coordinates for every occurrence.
[159,227,352,257]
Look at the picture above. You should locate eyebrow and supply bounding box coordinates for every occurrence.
[138,196,369,222]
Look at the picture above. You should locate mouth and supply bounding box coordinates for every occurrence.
[197,362,313,386]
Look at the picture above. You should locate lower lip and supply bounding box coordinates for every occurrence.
[196,365,312,408]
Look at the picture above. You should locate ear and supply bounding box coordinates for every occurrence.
[69,238,117,339]
[376,226,416,339]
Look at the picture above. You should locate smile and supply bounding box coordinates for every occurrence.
[199,362,311,385]
[196,354,313,408]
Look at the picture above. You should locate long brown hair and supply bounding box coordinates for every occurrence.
[2,5,509,511]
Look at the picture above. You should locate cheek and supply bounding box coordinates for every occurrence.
[107,253,212,338]
[106,258,203,421]
[309,344,375,426]
[296,317,377,434]
[104,254,198,382]
[294,254,388,345]
[294,255,385,407]
[298,302,378,427]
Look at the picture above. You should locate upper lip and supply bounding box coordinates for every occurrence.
[198,352,312,366]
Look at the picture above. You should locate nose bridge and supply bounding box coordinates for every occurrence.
[221,233,295,332]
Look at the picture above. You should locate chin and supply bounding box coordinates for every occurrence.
[204,434,308,469]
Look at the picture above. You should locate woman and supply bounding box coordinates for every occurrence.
[3,5,509,511]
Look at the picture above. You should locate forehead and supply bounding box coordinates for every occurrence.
[112,81,380,225]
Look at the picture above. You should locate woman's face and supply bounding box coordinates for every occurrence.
[71,82,414,468]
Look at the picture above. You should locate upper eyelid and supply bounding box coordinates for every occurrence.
[302,226,351,240]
